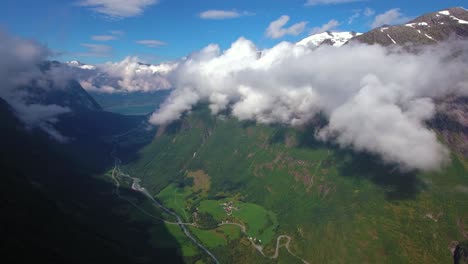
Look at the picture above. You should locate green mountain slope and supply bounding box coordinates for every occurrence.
[123,105,468,263]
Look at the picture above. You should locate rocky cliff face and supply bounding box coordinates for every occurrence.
[431,97,468,157]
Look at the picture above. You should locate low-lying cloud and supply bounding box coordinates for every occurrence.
[0,30,71,141]
[149,37,468,171]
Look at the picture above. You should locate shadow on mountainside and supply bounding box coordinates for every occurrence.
[334,150,426,200]
[290,121,426,201]
[0,100,185,264]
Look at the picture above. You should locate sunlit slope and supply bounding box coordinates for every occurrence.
[125,105,468,263]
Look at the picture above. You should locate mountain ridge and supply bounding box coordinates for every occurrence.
[350,7,468,46]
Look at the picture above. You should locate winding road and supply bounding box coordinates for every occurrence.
[111,160,220,264]
[218,223,309,263]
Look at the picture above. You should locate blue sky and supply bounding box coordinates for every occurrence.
[1,0,466,64]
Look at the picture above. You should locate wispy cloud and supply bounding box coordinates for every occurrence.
[78,43,112,57]
[348,11,360,25]
[77,0,158,18]
[91,35,116,41]
[136,40,167,48]
[310,19,340,34]
[371,8,411,28]
[90,30,124,41]
[364,7,375,17]
[198,10,253,20]
[109,30,125,36]
[266,15,307,39]
[305,0,363,6]
[348,7,375,24]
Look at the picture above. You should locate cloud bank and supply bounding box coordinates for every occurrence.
[149,37,468,171]
[76,56,175,93]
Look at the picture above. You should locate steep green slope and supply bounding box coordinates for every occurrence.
[124,105,468,263]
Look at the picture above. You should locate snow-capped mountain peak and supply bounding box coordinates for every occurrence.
[66,60,96,70]
[296,31,362,48]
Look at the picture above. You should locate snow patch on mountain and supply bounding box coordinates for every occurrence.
[296,31,361,48]
[438,10,450,16]
[450,15,468,24]
[405,22,429,27]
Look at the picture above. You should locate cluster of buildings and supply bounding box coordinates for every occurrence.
[220,201,239,216]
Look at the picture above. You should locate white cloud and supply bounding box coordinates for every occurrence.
[136,39,167,48]
[266,15,308,39]
[305,0,363,6]
[364,7,375,17]
[149,38,468,171]
[349,7,375,24]
[77,0,158,18]
[371,8,410,28]
[348,11,360,24]
[199,10,252,20]
[91,35,116,41]
[109,30,125,36]
[78,43,112,57]
[91,30,124,41]
[310,19,340,34]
